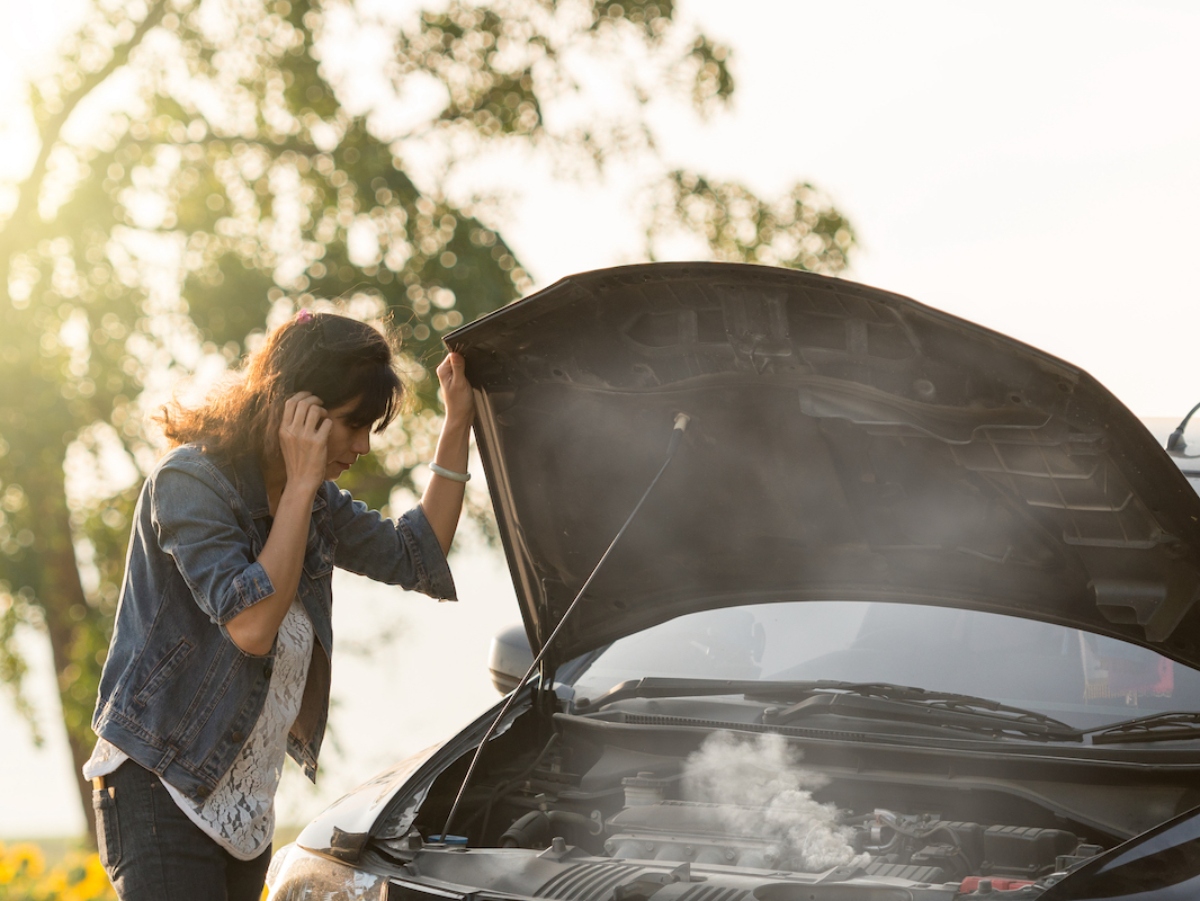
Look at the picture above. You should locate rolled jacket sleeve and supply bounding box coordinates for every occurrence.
[324,485,457,601]
[150,460,277,625]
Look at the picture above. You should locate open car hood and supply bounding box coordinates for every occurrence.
[446,263,1200,671]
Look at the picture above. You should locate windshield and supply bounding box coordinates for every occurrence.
[567,601,1200,730]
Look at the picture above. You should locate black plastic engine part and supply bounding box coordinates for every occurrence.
[500,811,550,848]
[983,826,1078,877]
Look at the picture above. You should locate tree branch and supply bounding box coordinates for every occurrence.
[0,0,173,247]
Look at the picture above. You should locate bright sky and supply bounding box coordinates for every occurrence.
[509,1,1200,418]
[2,0,1199,837]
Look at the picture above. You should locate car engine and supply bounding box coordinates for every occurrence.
[602,796,1091,883]
[401,720,1134,897]
[478,770,1101,887]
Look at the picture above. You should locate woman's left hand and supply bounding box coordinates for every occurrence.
[437,352,475,428]
[422,352,474,555]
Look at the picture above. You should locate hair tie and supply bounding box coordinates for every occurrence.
[296,308,313,324]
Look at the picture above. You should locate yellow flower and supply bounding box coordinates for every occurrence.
[7,841,46,879]
[0,845,115,901]
[55,852,115,901]
[42,870,70,893]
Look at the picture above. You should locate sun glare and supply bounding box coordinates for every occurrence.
[0,0,89,184]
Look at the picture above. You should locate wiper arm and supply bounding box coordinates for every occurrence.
[573,677,811,712]
[754,681,1079,741]
[574,677,1079,740]
[1087,711,1200,745]
[574,677,1021,711]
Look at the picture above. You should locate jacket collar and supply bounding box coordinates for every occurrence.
[228,452,329,519]
[229,452,272,519]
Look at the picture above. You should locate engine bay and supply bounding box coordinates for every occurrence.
[383,708,1200,897]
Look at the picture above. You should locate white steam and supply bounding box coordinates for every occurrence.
[682,732,869,873]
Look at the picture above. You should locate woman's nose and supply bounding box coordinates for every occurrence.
[354,429,371,455]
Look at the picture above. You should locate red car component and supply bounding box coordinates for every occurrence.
[960,876,1036,893]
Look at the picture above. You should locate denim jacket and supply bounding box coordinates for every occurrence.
[91,445,455,802]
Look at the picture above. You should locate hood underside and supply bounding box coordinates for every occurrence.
[446,263,1200,670]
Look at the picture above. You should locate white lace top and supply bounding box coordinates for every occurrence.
[85,597,314,860]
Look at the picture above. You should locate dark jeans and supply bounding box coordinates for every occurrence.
[94,761,271,901]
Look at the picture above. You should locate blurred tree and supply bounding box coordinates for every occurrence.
[644,171,854,273]
[0,0,854,842]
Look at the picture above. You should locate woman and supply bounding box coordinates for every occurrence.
[85,310,474,899]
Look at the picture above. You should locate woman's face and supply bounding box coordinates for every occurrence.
[323,398,374,479]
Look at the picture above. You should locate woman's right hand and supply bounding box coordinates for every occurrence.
[232,392,329,654]
[278,391,332,494]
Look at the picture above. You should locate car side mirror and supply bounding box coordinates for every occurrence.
[489,624,534,694]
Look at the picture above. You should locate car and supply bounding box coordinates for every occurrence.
[265,263,1200,900]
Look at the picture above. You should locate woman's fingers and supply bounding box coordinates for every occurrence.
[301,399,326,432]
[438,352,474,425]
[282,391,314,417]
[281,393,298,428]
[437,351,466,382]
[282,392,324,431]
[278,392,331,490]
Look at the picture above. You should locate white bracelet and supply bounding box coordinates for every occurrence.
[429,462,471,482]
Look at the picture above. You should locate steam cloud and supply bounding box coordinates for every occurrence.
[682,732,869,873]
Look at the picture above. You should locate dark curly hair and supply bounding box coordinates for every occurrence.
[158,312,403,462]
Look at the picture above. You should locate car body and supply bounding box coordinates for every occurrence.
[266,263,1200,900]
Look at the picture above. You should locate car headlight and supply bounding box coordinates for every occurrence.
[265,842,389,900]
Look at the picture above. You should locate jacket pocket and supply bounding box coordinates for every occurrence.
[132,637,194,707]
[93,786,121,869]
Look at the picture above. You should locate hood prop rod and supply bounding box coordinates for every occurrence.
[439,412,691,843]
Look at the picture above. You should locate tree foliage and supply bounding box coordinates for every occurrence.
[645,171,854,272]
[0,0,854,842]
